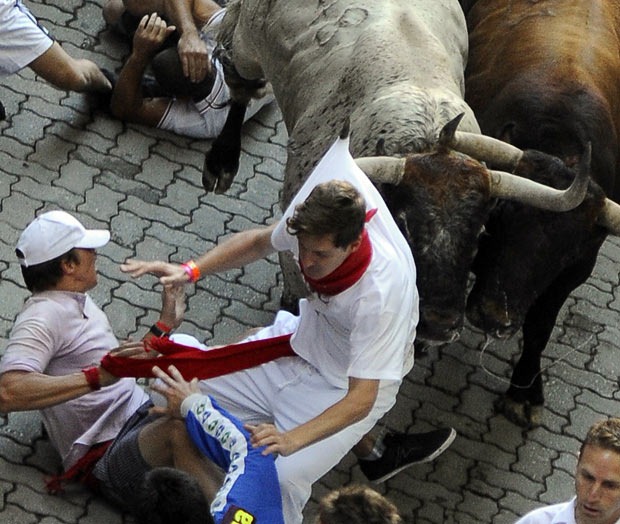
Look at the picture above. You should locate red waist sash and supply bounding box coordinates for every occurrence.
[100,333,295,380]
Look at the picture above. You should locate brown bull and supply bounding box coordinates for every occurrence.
[464,0,620,426]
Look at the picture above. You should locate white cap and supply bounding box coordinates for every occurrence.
[16,211,110,267]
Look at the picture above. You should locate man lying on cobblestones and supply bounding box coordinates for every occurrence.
[0,0,112,106]
[0,211,221,515]
[121,135,456,524]
[103,0,218,84]
[133,363,285,524]
[516,417,620,524]
[106,10,272,139]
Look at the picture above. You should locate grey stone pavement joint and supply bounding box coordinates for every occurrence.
[1,1,620,522]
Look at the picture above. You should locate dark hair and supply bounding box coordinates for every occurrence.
[134,467,213,524]
[151,48,216,101]
[18,249,79,293]
[318,484,402,524]
[286,180,366,248]
[579,418,620,457]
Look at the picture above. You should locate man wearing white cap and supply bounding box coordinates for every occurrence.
[0,210,220,514]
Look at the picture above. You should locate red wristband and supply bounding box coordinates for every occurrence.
[155,320,172,333]
[82,366,101,391]
[181,260,201,283]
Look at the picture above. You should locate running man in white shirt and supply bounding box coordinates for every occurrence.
[516,417,620,524]
[121,135,456,524]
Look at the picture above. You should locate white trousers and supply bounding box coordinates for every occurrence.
[171,313,400,524]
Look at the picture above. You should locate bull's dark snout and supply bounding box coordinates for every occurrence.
[417,307,463,344]
[466,295,519,339]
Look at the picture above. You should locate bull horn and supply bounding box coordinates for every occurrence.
[452,131,524,170]
[355,157,406,184]
[488,143,591,212]
[598,198,620,235]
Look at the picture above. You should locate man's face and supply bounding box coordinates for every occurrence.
[575,444,620,524]
[72,248,98,292]
[297,233,361,280]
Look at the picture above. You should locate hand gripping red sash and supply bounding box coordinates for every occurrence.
[100,333,295,380]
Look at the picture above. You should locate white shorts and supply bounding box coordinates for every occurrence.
[157,59,275,139]
[0,0,53,76]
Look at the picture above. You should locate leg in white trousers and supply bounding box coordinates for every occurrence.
[198,356,399,524]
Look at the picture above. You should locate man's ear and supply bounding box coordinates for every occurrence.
[349,234,363,252]
[60,256,76,275]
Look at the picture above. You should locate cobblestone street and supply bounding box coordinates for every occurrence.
[1,1,620,523]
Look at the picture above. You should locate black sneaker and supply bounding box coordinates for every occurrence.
[359,428,456,483]
[0,100,5,120]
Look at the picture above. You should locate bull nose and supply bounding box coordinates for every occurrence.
[417,308,463,344]
[466,299,518,339]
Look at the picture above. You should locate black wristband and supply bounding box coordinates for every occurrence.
[149,323,169,338]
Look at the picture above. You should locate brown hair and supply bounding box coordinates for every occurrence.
[317,484,403,524]
[580,418,620,457]
[286,180,366,248]
[18,249,79,293]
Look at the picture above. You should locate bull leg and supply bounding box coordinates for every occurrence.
[502,254,599,427]
[203,100,247,194]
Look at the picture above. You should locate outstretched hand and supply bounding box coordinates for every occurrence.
[159,284,186,329]
[120,259,189,286]
[150,365,199,418]
[99,340,151,386]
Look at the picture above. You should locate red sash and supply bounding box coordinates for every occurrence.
[46,439,113,494]
[100,333,295,380]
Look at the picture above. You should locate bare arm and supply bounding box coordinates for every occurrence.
[121,224,278,285]
[247,377,379,456]
[163,0,211,82]
[0,370,105,412]
[111,13,175,127]
[0,285,184,414]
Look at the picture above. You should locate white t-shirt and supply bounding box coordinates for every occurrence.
[516,498,620,524]
[0,291,149,469]
[271,137,418,389]
[0,0,53,76]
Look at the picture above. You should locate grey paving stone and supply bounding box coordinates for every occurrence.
[3,1,620,521]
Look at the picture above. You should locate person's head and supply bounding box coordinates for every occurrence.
[575,418,620,524]
[134,467,213,524]
[286,180,366,279]
[16,211,110,293]
[317,484,402,524]
[151,48,216,101]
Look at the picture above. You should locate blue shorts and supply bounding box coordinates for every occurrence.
[183,394,285,524]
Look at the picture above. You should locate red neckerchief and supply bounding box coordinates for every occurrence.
[100,334,296,380]
[300,209,376,296]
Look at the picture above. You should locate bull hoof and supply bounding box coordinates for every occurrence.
[202,152,238,194]
[495,396,543,428]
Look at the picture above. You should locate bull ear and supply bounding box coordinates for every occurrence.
[339,118,351,140]
[438,113,466,148]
